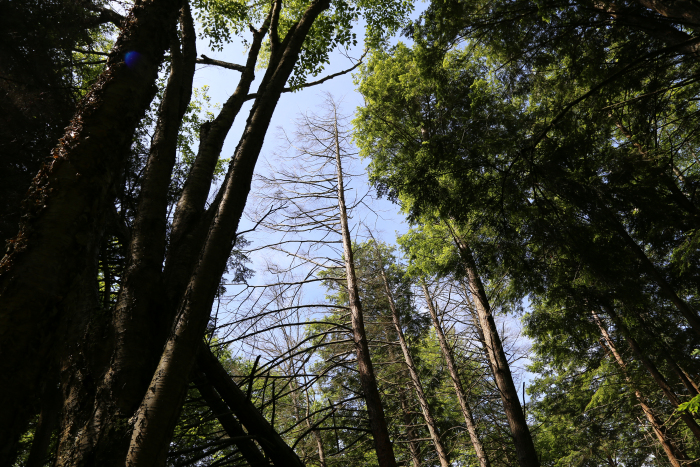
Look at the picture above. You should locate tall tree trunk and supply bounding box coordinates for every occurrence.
[334,119,398,467]
[0,0,183,444]
[590,309,688,466]
[124,1,332,464]
[447,225,539,467]
[421,282,491,467]
[54,8,197,465]
[372,244,450,467]
[198,345,305,467]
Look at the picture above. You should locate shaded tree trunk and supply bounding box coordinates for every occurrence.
[193,369,271,467]
[54,7,197,465]
[124,1,332,463]
[198,345,305,467]
[0,0,183,447]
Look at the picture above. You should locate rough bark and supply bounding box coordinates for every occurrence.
[421,282,491,467]
[448,226,539,467]
[198,345,305,467]
[53,7,197,466]
[334,122,398,467]
[193,370,271,467]
[591,309,688,466]
[0,0,183,442]
[125,1,331,463]
[373,247,450,467]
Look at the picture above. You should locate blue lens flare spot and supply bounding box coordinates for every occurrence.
[124,51,142,69]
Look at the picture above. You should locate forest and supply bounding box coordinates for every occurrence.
[1,0,700,465]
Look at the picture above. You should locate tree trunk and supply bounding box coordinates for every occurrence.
[421,282,491,467]
[54,8,197,465]
[197,345,305,467]
[448,225,539,467]
[334,119,398,467]
[0,0,183,443]
[372,245,450,467]
[124,1,332,464]
[193,369,271,467]
[602,305,700,442]
[591,309,688,466]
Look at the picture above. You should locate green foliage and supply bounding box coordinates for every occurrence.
[194,0,412,88]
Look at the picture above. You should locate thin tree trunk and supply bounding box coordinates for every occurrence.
[193,370,271,467]
[386,339,421,467]
[372,244,450,467]
[0,0,183,444]
[398,387,422,467]
[421,282,491,467]
[197,345,305,467]
[334,118,398,467]
[590,309,687,466]
[302,374,327,467]
[163,15,270,303]
[447,225,539,467]
[602,305,700,442]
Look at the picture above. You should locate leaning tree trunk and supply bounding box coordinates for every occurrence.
[591,309,688,466]
[54,7,197,465]
[197,345,305,467]
[421,282,491,467]
[192,369,271,467]
[124,1,332,463]
[372,244,450,467]
[602,305,700,442]
[334,121,398,467]
[0,0,183,450]
[447,224,539,467]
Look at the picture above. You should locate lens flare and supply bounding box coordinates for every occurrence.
[124,51,142,69]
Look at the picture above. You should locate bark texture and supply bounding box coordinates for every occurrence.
[0,0,183,445]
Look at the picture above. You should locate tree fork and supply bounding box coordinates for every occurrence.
[125,1,332,462]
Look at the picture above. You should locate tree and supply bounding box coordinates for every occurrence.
[0,0,412,463]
